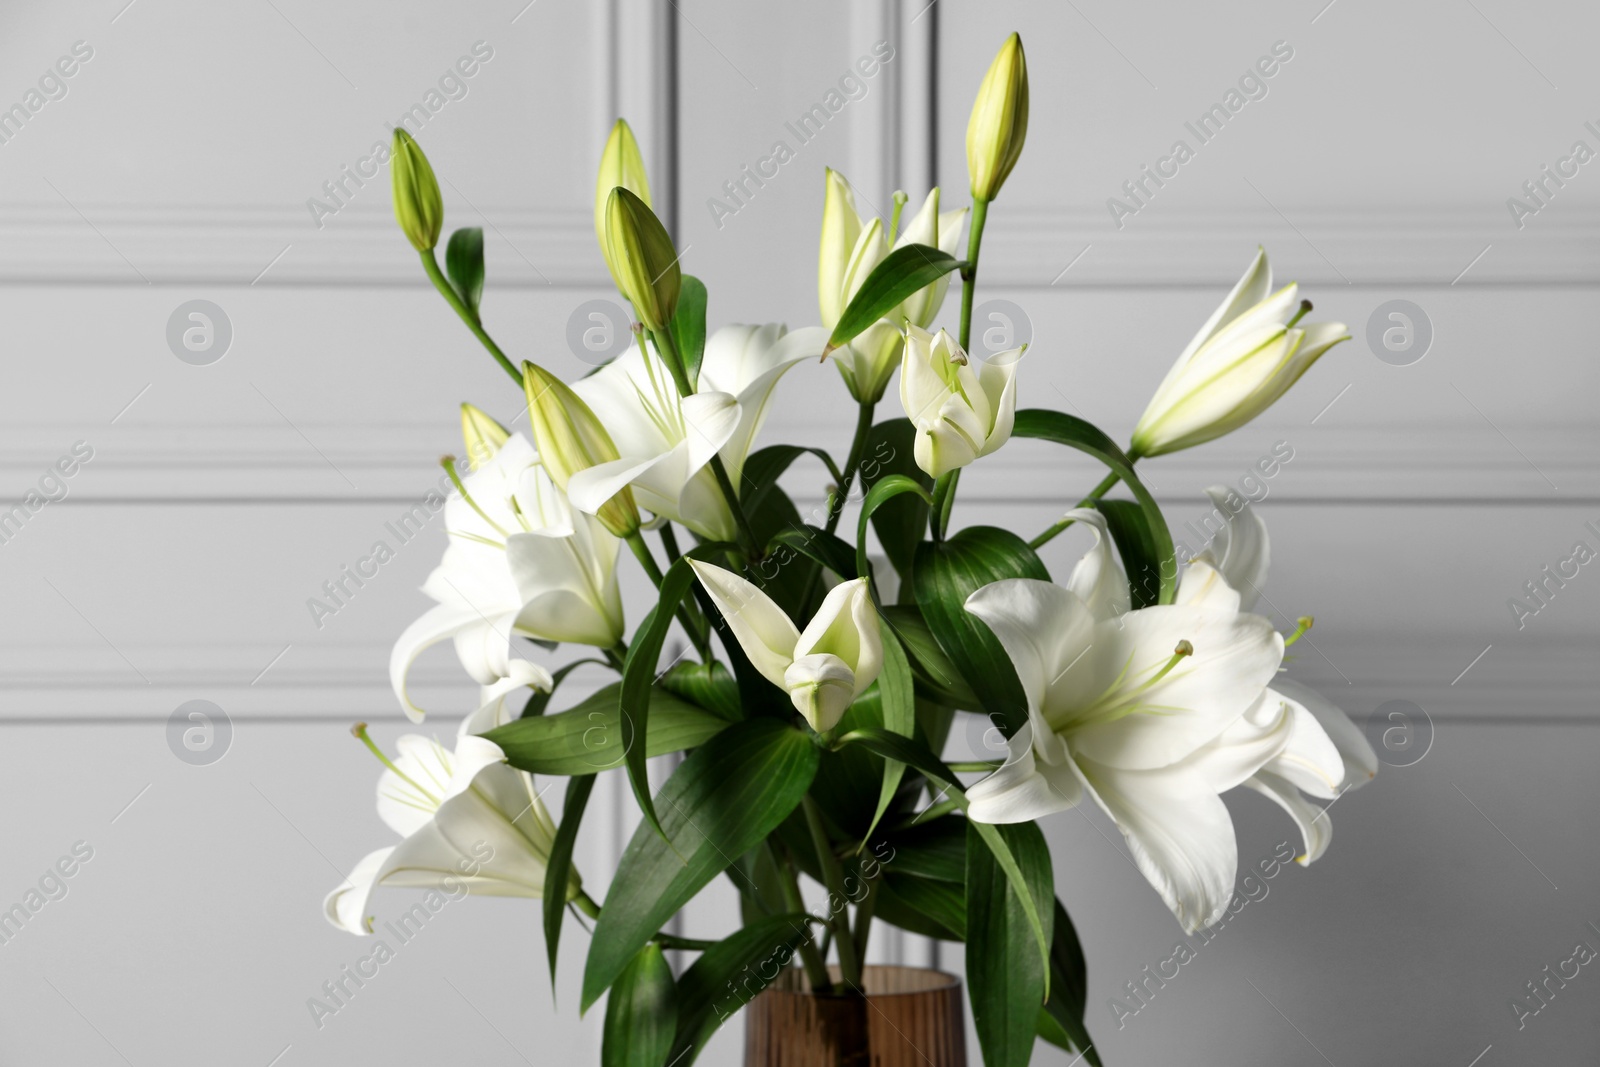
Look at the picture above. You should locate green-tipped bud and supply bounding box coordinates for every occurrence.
[391,128,443,252]
[966,33,1029,202]
[460,403,509,471]
[603,187,680,332]
[595,119,651,290]
[522,361,640,537]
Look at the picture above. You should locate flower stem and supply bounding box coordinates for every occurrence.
[958,198,990,353]
[575,890,602,920]
[802,795,863,989]
[1029,469,1124,549]
[825,401,877,536]
[419,250,522,389]
[929,469,961,541]
[772,842,834,993]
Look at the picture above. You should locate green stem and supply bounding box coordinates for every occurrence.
[653,932,720,952]
[575,890,602,920]
[824,401,877,536]
[419,251,522,388]
[852,875,880,966]
[929,469,961,541]
[627,531,712,658]
[802,796,863,988]
[1029,469,1124,549]
[958,198,990,353]
[771,842,833,993]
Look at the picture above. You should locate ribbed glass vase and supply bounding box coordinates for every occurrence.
[743,965,966,1067]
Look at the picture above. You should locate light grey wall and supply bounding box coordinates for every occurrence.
[1,1,1595,1064]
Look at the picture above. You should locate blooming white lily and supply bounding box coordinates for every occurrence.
[1130,248,1349,458]
[1184,485,1378,862]
[819,169,969,402]
[324,722,577,935]
[899,323,1020,478]
[561,324,828,541]
[689,560,882,733]
[389,427,624,723]
[964,509,1318,931]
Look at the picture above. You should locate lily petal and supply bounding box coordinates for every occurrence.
[688,560,799,689]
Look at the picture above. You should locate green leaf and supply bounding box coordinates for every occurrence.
[582,719,820,1011]
[1012,407,1176,604]
[739,444,842,519]
[671,275,708,391]
[876,873,965,940]
[545,774,596,988]
[881,604,976,707]
[619,543,739,839]
[859,418,932,587]
[878,813,968,882]
[967,820,1054,1067]
[658,659,741,721]
[912,527,1049,738]
[864,618,916,843]
[767,524,860,583]
[484,683,727,776]
[1039,899,1100,1066]
[856,474,937,595]
[444,227,485,315]
[827,244,963,352]
[1100,498,1164,610]
[602,942,677,1067]
[836,727,1052,979]
[668,914,815,1065]
[522,658,609,718]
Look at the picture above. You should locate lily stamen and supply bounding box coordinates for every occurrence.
[440,456,510,538]
[351,723,440,806]
[1145,640,1195,688]
[1284,616,1314,647]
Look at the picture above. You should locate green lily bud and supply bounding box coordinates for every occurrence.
[603,187,680,332]
[966,33,1029,202]
[459,403,509,471]
[522,361,640,538]
[391,128,443,252]
[594,119,651,290]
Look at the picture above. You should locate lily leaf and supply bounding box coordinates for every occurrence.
[1012,408,1176,604]
[859,418,932,586]
[668,913,815,1065]
[827,244,963,352]
[671,274,708,390]
[545,774,596,988]
[967,819,1054,1067]
[863,618,916,843]
[1038,898,1101,1066]
[1100,498,1165,610]
[582,718,820,1012]
[484,682,726,776]
[602,942,677,1067]
[912,527,1049,739]
[444,227,485,315]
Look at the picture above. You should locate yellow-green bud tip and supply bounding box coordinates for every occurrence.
[966,32,1029,202]
[391,128,444,252]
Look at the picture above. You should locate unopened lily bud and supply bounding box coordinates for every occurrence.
[522,361,640,537]
[391,128,443,252]
[604,187,680,331]
[595,120,652,290]
[460,403,510,471]
[966,33,1029,202]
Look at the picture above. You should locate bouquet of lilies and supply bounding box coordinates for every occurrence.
[323,33,1377,1067]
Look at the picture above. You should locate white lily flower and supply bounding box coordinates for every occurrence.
[819,169,968,402]
[389,431,624,723]
[899,323,1020,479]
[689,560,882,733]
[563,324,827,541]
[324,725,577,935]
[1130,248,1349,459]
[1184,485,1378,863]
[963,506,1313,930]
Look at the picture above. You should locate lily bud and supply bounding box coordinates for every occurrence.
[603,187,680,331]
[460,403,510,471]
[818,169,968,403]
[522,361,640,537]
[689,561,882,734]
[899,324,1021,478]
[594,119,652,291]
[391,128,443,252]
[966,33,1029,202]
[1130,248,1349,458]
